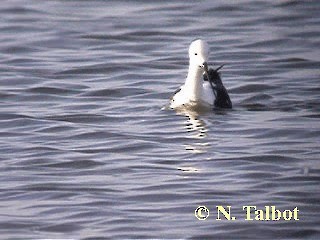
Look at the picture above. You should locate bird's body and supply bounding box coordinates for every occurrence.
[170,80,214,108]
[170,39,232,109]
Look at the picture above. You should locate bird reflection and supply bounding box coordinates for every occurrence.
[175,105,211,153]
[183,111,207,138]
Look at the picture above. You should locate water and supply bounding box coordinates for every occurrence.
[0,0,319,239]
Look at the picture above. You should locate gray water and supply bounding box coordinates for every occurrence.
[0,0,320,239]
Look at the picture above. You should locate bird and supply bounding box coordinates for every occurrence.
[170,39,232,109]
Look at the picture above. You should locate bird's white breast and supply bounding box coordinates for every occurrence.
[170,81,215,109]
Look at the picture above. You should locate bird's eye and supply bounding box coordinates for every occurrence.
[194,53,198,55]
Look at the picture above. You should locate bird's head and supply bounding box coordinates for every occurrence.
[188,39,210,70]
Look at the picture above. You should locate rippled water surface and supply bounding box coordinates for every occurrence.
[1,0,320,239]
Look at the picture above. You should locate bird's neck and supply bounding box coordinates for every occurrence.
[185,63,203,100]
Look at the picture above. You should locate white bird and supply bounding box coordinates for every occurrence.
[170,39,232,109]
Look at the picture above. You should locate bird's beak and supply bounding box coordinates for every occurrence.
[203,62,210,81]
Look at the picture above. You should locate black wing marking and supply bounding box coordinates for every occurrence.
[203,67,232,109]
[170,87,182,101]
